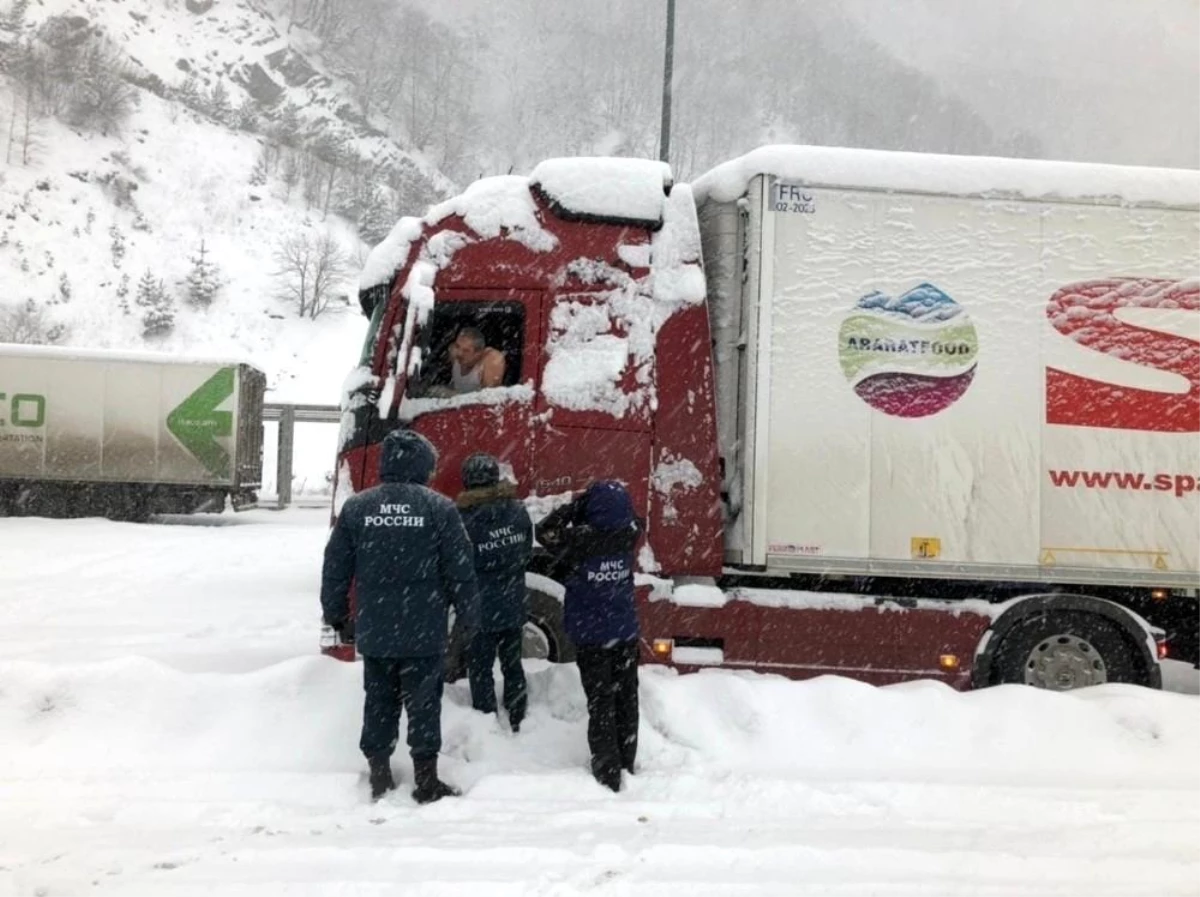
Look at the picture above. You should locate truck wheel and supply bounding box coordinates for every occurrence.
[992,611,1142,690]
[108,497,151,523]
[444,587,574,682]
[522,617,553,660]
[527,587,574,664]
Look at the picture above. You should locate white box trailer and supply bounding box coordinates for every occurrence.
[0,344,265,518]
[696,147,1200,590]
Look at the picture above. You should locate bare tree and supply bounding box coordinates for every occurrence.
[272,230,353,320]
[19,87,41,165]
[63,34,137,135]
[0,299,65,344]
[281,150,300,198]
[4,39,41,166]
[288,0,356,49]
[4,88,18,166]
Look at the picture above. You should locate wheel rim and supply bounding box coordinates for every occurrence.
[1023,633,1108,690]
[522,620,552,660]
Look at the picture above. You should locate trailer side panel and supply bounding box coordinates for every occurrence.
[739,182,1199,585]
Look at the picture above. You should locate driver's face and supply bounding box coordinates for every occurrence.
[451,334,483,368]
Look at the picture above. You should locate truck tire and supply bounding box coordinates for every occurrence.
[107,492,151,523]
[526,587,574,665]
[991,610,1144,690]
[443,586,574,682]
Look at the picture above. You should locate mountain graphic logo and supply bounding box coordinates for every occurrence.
[838,284,979,418]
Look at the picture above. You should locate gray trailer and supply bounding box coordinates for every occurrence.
[0,344,265,519]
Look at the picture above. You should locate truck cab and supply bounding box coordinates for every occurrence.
[331,160,725,662]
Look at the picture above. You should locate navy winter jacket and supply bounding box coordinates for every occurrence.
[535,481,641,648]
[457,482,534,632]
[321,429,480,658]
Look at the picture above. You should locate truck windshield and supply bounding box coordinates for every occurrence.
[358,296,387,366]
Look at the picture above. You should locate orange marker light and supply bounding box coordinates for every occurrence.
[1151,589,1168,602]
[652,639,673,658]
[939,654,960,671]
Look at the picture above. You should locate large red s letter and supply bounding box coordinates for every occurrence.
[1045,278,1199,433]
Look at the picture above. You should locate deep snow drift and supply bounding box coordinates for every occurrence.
[0,509,1197,896]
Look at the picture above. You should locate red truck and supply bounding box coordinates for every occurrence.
[326,147,1200,691]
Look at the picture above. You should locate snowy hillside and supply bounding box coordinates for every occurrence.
[0,0,453,403]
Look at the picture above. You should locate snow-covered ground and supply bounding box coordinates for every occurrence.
[1,509,1198,896]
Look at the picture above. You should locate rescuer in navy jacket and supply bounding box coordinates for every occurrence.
[321,428,480,803]
[535,480,642,791]
[456,453,534,731]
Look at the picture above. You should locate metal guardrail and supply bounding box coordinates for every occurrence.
[263,403,340,509]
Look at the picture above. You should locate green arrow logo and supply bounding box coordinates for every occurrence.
[167,367,235,478]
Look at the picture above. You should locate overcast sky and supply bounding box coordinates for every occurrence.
[415,0,1199,170]
[838,0,1199,168]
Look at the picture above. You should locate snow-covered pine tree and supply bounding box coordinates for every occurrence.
[135,268,158,309]
[1,0,30,32]
[185,239,220,308]
[358,187,394,245]
[249,152,269,187]
[207,81,232,125]
[116,272,131,316]
[141,277,175,338]
[177,74,203,111]
[234,102,259,133]
[110,224,126,267]
[275,102,303,146]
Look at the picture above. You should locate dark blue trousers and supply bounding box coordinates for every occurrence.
[359,654,443,761]
[576,641,639,783]
[467,627,527,725]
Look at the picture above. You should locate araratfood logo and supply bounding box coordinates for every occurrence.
[838,283,979,418]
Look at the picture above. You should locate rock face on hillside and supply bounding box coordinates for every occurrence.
[0,0,436,394]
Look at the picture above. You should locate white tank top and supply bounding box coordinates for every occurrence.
[450,358,484,393]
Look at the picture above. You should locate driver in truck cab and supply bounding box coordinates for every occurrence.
[320,428,480,804]
[448,326,506,393]
[536,481,643,792]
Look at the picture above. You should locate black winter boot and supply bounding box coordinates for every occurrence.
[412,756,460,805]
[591,757,622,793]
[368,755,396,801]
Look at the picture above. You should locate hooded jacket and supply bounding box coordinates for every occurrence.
[457,481,534,632]
[535,481,641,647]
[321,429,480,658]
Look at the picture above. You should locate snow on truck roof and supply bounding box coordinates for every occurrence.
[0,342,258,369]
[359,176,552,292]
[530,157,673,225]
[691,144,1200,208]
[358,157,675,291]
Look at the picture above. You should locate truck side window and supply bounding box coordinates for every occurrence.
[406,300,525,398]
